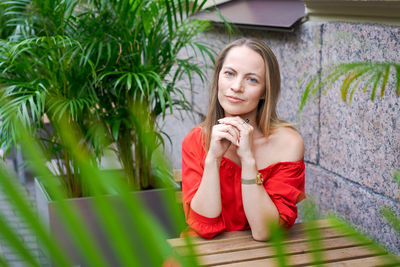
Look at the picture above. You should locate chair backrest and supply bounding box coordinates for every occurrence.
[173,169,182,203]
[173,169,182,183]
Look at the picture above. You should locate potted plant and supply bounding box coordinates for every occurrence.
[0,0,217,195]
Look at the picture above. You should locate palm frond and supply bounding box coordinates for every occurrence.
[0,0,30,39]
[300,62,400,112]
[381,207,400,235]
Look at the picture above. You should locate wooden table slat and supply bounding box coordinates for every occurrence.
[172,228,348,256]
[212,245,386,267]
[198,235,371,266]
[323,255,400,267]
[168,219,334,248]
[168,230,252,247]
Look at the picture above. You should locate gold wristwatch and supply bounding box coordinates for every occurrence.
[241,172,264,185]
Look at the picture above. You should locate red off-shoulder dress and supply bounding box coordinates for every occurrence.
[182,127,306,239]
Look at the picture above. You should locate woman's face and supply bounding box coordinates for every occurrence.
[217,45,266,120]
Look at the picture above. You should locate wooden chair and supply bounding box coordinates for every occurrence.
[173,169,182,203]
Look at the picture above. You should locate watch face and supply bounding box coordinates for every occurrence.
[256,173,263,185]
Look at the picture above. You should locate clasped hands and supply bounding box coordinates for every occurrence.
[209,116,254,160]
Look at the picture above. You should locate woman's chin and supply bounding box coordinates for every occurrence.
[223,110,251,118]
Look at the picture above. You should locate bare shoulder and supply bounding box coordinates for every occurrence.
[268,126,304,162]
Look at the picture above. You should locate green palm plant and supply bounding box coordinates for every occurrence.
[75,0,216,190]
[0,0,216,195]
[0,34,96,196]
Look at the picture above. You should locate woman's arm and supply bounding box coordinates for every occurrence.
[241,158,280,240]
[242,130,305,240]
[218,118,304,241]
[190,123,239,218]
[182,128,226,238]
[190,154,222,218]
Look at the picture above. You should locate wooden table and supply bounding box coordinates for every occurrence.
[168,219,399,266]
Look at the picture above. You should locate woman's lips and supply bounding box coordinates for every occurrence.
[226,95,244,103]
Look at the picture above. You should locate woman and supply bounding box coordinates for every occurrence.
[181,38,305,240]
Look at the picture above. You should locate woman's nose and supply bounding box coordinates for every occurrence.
[231,77,243,92]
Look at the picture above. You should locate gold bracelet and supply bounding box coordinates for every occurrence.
[241,172,264,185]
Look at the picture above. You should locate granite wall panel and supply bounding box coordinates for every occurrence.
[269,23,321,164]
[305,163,400,255]
[319,23,400,200]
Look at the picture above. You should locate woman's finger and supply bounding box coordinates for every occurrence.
[215,124,239,138]
[213,125,239,145]
[218,117,252,135]
[225,125,239,142]
[216,132,239,145]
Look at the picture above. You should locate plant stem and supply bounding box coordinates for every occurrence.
[117,128,138,190]
[133,132,151,189]
[63,150,74,197]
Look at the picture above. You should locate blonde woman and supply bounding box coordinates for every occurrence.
[182,38,305,240]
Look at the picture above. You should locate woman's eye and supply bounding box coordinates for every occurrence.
[249,77,257,83]
[225,71,233,76]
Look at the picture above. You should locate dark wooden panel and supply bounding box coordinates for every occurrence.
[193,0,306,31]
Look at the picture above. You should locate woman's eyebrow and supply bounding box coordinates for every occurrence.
[222,66,262,78]
[246,72,261,78]
[222,66,236,72]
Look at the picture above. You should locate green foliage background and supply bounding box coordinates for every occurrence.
[0,0,216,195]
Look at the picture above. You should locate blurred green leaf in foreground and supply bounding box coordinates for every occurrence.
[0,108,199,266]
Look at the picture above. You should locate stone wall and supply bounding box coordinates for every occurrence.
[161,21,400,254]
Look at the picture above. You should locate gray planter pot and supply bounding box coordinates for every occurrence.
[34,178,181,266]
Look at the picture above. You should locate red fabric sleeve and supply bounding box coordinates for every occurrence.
[181,127,225,239]
[263,160,306,229]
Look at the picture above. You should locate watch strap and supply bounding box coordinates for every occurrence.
[241,178,257,184]
[241,172,264,185]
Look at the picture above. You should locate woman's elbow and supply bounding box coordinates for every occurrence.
[251,229,271,241]
[251,216,280,241]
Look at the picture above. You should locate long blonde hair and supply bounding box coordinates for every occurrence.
[202,38,292,150]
